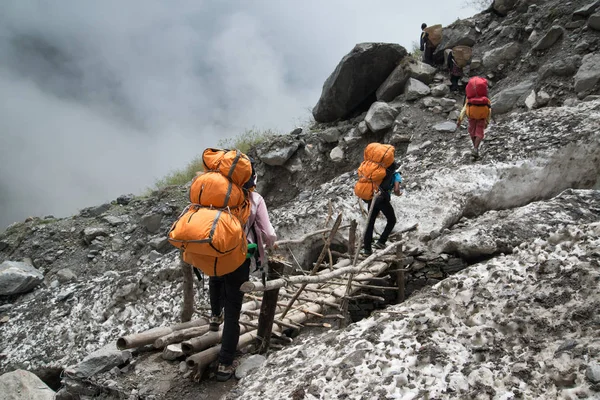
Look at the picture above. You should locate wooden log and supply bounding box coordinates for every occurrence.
[180,258,194,323]
[396,270,406,303]
[344,293,386,302]
[256,262,284,354]
[348,219,357,255]
[240,241,401,293]
[278,292,339,309]
[274,225,350,246]
[116,317,209,350]
[280,214,343,319]
[153,325,210,349]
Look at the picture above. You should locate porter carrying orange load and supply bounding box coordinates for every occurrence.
[354,143,395,201]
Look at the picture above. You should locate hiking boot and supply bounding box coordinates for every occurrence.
[373,242,386,250]
[471,148,479,158]
[360,248,372,256]
[209,314,223,332]
[216,361,238,382]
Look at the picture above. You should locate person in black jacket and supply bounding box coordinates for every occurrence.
[420,23,434,65]
[447,49,463,92]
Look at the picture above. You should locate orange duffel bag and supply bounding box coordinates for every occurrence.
[354,143,395,200]
[202,148,252,187]
[183,246,247,277]
[189,172,246,208]
[168,205,246,257]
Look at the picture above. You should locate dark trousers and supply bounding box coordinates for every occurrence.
[423,47,435,65]
[209,259,250,366]
[363,193,397,252]
[450,75,460,91]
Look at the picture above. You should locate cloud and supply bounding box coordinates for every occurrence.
[0,0,477,229]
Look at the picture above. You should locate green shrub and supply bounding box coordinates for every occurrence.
[217,127,276,154]
[410,41,422,61]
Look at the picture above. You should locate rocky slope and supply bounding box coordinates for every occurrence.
[1,0,600,399]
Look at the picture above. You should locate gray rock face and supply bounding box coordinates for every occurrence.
[82,227,109,244]
[431,84,450,97]
[532,26,564,51]
[0,369,55,400]
[65,346,132,379]
[433,121,457,133]
[433,25,478,62]
[586,363,600,383]
[258,143,300,166]
[329,146,344,163]
[404,78,431,101]
[491,80,535,114]
[573,1,600,19]
[0,261,44,296]
[493,0,518,16]
[140,213,163,234]
[365,101,397,132]
[539,55,581,79]
[574,53,600,94]
[407,60,437,85]
[320,127,341,143]
[376,62,410,102]
[482,42,521,69]
[588,13,600,30]
[312,43,407,122]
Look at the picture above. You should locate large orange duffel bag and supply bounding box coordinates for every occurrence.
[168,205,246,257]
[189,172,246,208]
[202,148,252,187]
[354,143,395,201]
[183,247,247,277]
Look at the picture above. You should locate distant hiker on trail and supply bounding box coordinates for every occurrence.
[354,143,402,256]
[420,23,434,65]
[447,49,463,92]
[457,77,492,159]
[208,157,277,382]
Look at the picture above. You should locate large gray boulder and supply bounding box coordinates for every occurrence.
[65,345,132,379]
[0,261,44,296]
[482,42,521,69]
[491,80,535,114]
[573,1,600,20]
[539,55,582,79]
[0,370,55,400]
[407,60,437,85]
[376,61,410,102]
[433,25,478,62]
[365,102,398,132]
[588,13,600,30]
[532,26,564,51]
[258,142,300,166]
[574,53,600,94]
[312,43,407,122]
[493,0,518,16]
[404,78,431,101]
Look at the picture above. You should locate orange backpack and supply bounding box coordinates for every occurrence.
[354,143,395,201]
[168,148,252,276]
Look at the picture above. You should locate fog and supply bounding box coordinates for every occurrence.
[0,0,477,230]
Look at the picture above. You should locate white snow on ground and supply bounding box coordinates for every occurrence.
[229,204,600,399]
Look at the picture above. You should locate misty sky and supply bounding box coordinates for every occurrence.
[0,0,478,230]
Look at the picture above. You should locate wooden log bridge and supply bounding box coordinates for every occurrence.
[116,222,406,381]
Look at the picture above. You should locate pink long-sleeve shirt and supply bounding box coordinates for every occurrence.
[245,191,277,267]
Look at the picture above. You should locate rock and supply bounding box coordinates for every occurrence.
[56,268,77,283]
[439,98,457,112]
[470,58,482,69]
[140,213,163,234]
[532,26,564,51]
[342,128,362,146]
[357,121,369,135]
[235,354,267,380]
[431,84,449,97]
[289,127,303,136]
[365,101,397,132]
[528,30,540,44]
[565,20,586,29]
[148,236,169,251]
[588,13,600,30]
[0,369,55,400]
[404,78,431,101]
[422,97,439,108]
[329,146,344,163]
[573,1,600,20]
[584,95,600,102]
[448,110,460,120]
[103,215,126,226]
[147,250,162,262]
[536,91,551,107]
[258,142,300,166]
[0,241,8,252]
[82,227,109,244]
[65,345,131,379]
[491,80,535,114]
[0,261,44,295]
[575,41,590,53]
[482,42,521,69]
[539,55,581,79]
[376,61,410,102]
[586,362,600,383]
[116,194,134,205]
[407,60,437,85]
[312,43,407,122]
[433,121,457,133]
[80,203,111,218]
[162,344,184,361]
[320,128,341,143]
[574,53,600,94]
[493,0,518,16]
[433,25,478,62]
